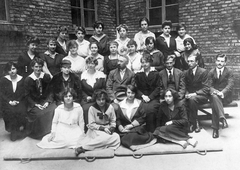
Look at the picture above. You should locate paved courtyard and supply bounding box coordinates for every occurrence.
[0,101,240,170]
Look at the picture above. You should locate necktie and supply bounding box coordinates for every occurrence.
[169,70,173,82]
[190,69,194,80]
[219,70,222,79]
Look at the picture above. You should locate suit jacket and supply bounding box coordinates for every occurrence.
[208,67,234,104]
[184,66,209,96]
[156,35,177,58]
[159,68,186,100]
[55,41,68,56]
[135,68,160,100]
[106,68,135,101]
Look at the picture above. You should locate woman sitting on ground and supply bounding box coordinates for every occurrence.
[117,85,156,150]
[37,88,85,149]
[75,89,120,156]
[153,89,198,149]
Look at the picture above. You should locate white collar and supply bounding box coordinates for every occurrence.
[58,102,81,109]
[44,51,58,56]
[160,34,171,38]
[5,75,22,82]
[166,68,174,74]
[217,67,224,73]
[29,72,45,80]
[120,98,139,109]
[192,66,198,75]
[136,67,156,73]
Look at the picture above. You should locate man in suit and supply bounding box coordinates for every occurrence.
[106,55,135,103]
[208,54,234,138]
[159,55,186,102]
[185,55,209,133]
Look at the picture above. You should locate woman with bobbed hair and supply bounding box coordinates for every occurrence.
[0,62,28,141]
[115,24,131,54]
[134,53,160,133]
[37,87,85,149]
[24,57,57,139]
[153,89,198,149]
[175,37,205,70]
[156,20,178,59]
[134,17,156,52]
[75,26,90,58]
[89,21,109,57]
[56,26,68,56]
[17,35,40,78]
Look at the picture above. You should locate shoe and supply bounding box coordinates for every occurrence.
[212,129,219,138]
[195,121,201,133]
[187,138,198,147]
[75,147,85,156]
[178,141,188,149]
[220,118,228,129]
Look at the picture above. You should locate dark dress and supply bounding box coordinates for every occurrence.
[25,72,57,139]
[117,99,154,149]
[103,55,119,76]
[153,101,190,141]
[155,35,177,58]
[17,51,40,78]
[55,41,68,56]
[0,75,27,132]
[49,72,82,105]
[40,52,65,76]
[135,68,160,132]
[143,49,165,71]
[89,34,110,57]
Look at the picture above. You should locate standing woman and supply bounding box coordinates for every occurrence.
[117,85,156,150]
[153,89,198,148]
[25,58,57,139]
[56,26,68,56]
[89,21,109,57]
[0,62,27,141]
[144,36,165,72]
[177,37,205,70]
[75,26,90,58]
[37,88,85,149]
[134,53,160,132]
[75,89,120,156]
[156,20,178,59]
[134,17,156,53]
[17,36,40,78]
[115,24,130,54]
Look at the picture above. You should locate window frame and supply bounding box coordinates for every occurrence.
[146,0,179,30]
[70,0,97,33]
[0,0,10,23]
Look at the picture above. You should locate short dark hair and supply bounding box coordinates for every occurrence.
[46,38,57,45]
[30,57,44,67]
[75,26,86,35]
[60,87,77,102]
[164,55,176,63]
[127,39,137,48]
[145,36,156,46]
[176,23,186,31]
[86,56,98,65]
[126,85,137,94]
[109,41,119,48]
[139,17,149,27]
[141,53,153,64]
[4,61,18,73]
[26,36,40,46]
[163,88,179,102]
[183,38,197,50]
[57,26,68,34]
[89,41,99,49]
[162,20,172,29]
[216,53,227,62]
[93,21,104,30]
[116,24,128,33]
[66,40,78,52]
[92,89,110,103]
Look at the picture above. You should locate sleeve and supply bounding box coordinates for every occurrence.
[24,77,37,108]
[148,73,160,100]
[109,105,116,128]
[51,108,60,133]
[88,106,100,130]
[222,70,234,95]
[208,70,216,94]
[197,52,205,68]
[74,75,83,104]
[115,104,124,127]
[135,74,144,98]
[178,71,186,100]
[77,106,85,133]
[0,78,10,103]
[156,106,164,127]
[172,105,189,127]
[106,71,116,101]
[195,70,210,95]
[132,102,146,126]
[17,54,25,76]
[154,52,165,71]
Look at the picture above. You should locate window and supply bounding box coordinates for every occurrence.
[70,0,97,28]
[0,0,9,22]
[146,0,179,26]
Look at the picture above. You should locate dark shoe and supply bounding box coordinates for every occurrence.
[195,121,201,133]
[220,118,228,129]
[212,129,219,138]
[75,147,85,156]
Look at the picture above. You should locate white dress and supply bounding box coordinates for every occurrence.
[134,30,156,51]
[37,103,85,149]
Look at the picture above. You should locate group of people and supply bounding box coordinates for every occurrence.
[0,18,234,155]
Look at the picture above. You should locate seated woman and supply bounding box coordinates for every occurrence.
[0,62,27,141]
[135,53,160,132]
[25,58,57,139]
[75,89,120,156]
[175,37,205,70]
[37,88,85,149]
[144,36,164,72]
[117,85,156,151]
[153,89,198,149]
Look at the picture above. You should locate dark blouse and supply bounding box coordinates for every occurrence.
[89,34,110,57]
[103,56,119,76]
